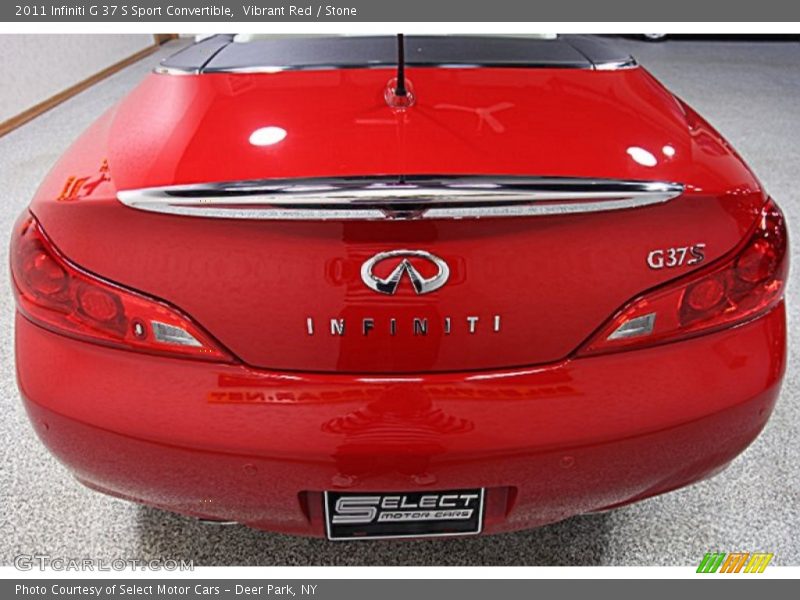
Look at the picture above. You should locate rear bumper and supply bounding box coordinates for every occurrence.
[16,304,786,537]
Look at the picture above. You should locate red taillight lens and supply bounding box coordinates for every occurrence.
[11,214,232,362]
[579,199,788,356]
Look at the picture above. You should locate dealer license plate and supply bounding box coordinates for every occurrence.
[324,488,485,540]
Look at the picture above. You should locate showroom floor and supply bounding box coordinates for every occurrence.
[1,37,798,567]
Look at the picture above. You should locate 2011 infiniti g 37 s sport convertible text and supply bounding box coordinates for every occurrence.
[11,35,788,540]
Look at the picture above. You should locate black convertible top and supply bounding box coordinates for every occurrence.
[158,35,636,74]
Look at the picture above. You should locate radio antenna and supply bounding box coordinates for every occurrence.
[395,34,407,97]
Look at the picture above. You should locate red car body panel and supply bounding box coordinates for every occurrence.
[14,36,787,537]
[18,305,784,534]
[105,68,756,191]
[31,67,765,373]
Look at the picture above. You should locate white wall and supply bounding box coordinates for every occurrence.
[0,34,154,123]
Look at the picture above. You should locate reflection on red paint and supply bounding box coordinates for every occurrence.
[57,159,110,202]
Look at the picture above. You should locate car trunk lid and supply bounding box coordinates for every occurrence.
[31,66,764,373]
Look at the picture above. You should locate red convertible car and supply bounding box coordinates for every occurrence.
[12,35,787,540]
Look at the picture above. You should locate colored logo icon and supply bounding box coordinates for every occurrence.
[697,552,773,573]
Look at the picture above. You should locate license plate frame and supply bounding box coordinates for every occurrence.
[324,488,485,541]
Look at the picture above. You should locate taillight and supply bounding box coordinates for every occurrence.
[579,199,788,356]
[11,214,232,362]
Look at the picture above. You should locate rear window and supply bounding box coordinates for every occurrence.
[159,34,635,74]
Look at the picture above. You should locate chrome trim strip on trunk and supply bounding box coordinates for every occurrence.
[117,177,684,221]
[153,66,201,76]
[154,60,638,75]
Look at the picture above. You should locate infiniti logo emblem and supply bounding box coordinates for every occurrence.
[360,250,450,295]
